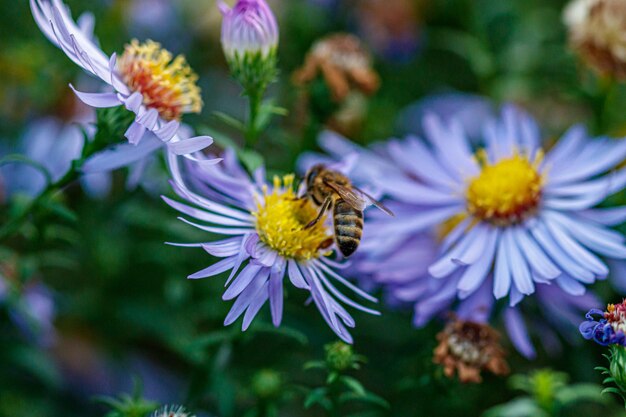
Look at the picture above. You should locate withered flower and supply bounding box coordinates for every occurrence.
[564,0,626,80]
[293,33,380,102]
[433,318,510,384]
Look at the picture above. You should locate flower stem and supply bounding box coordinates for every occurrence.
[245,88,263,148]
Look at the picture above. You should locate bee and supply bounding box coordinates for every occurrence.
[302,164,394,257]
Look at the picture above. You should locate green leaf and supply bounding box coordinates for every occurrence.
[304,387,330,410]
[38,199,78,223]
[338,391,390,409]
[214,111,246,132]
[556,383,608,407]
[303,361,326,371]
[341,376,367,396]
[482,398,549,417]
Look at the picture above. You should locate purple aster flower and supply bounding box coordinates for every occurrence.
[301,129,620,358]
[1,117,111,199]
[219,0,279,60]
[30,0,215,171]
[323,106,626,303]
[164,151,379,343]
[580,300,626,347]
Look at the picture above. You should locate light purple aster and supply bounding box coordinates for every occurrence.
[300,121,625,358]
[164,151,379,344]
[318,106,626,304]
[30,0,216,172]
[219,0,279,60]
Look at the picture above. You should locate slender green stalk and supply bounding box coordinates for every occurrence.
[245,89,263,148]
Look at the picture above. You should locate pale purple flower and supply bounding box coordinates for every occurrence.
[30,0,215,172]
[301,119,625,358]
[219,0,279,59]
[1,117,111,199]
[164,151,379,343]
[325,106,626,303]
[396,92,495,142]
[505,284,600,358]
[0,267,56,347]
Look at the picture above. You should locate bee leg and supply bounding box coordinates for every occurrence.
[305,197,331,229]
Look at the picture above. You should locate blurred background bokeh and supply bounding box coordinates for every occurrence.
[2,0,626,416]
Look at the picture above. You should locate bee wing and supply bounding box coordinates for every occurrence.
[324,181,394,217]
[352,185,395,217]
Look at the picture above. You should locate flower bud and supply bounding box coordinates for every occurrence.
[325,341,357,371]
[220,0,278,59]
[251,369,283,399]
[219,0,279,93]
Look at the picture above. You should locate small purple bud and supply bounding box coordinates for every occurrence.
[219,0,279,60]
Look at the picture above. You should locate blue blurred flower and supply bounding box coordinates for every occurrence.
[30,0,215,171]
[164,151,379,343]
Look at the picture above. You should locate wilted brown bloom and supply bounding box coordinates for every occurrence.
[433,318,510,384]
[293,33,380,102]
[565,0,626,80]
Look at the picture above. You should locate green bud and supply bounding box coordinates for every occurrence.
[325,341,356,372]
[251,369,282,399]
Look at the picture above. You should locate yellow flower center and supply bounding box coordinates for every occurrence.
[253,175,332,261]
[118,39,202,121]
[466,151,544,225]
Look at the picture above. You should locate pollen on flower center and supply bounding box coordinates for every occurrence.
[253,175,332,261]
[605,300,626,333]
[118,40,203,121]
[466,151,544,225]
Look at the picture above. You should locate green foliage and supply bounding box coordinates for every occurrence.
[483,369,612,417]
[96,381,158,417]
[302,342,389,416]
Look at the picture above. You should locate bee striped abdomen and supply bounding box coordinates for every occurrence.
[333,199,364,257]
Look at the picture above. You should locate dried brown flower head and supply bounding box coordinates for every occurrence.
[293,33,380,102]
[433,318,510,384]
[565,0,626,80]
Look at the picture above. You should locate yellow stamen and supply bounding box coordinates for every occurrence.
[253,175,331,261]
[466,150,544,225]
[118,39,202,121]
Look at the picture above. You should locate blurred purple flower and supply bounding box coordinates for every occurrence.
[219,0,279,60]
[1,117,111,199]
[353,0,422,62]
[0,264,56,347]
[506,284,601,358]
[30,0,215,172]
[396,92,495,142]
[164,151,379,343]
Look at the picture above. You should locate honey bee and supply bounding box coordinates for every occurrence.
[302,164,394,257]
